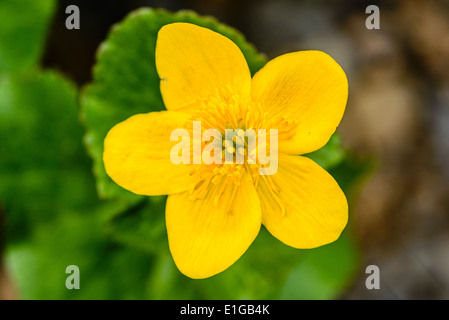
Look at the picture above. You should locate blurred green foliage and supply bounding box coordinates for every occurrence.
[0,71,96,243]
[1,3,366,299]
[307,134,345,170]
[0,0,56,74]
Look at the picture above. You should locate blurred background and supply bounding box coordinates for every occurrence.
[1,0,449,300]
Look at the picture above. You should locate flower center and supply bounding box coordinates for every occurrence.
[185,90,294,204]
[187,127,263,203]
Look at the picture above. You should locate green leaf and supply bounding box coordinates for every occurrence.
[0,0,56,74]
[105,196,167,254]
[305,133,345,170]
[0,70,97,243]
[0,68,155,298]
[279,230,360,300]
[81,8,267,202]
[329,154,375,194]
[5,209,154,300]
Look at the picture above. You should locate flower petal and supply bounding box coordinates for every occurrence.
[166,172,261,279]
[251,51,348,155]
[103,111,198,196]
[257,154,348,248]
[156,22,251,111]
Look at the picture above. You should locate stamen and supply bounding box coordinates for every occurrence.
[185,96,293,207]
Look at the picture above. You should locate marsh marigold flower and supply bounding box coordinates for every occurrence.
[104,23,349,279]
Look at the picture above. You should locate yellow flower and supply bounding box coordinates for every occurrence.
[103,23,348,279]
